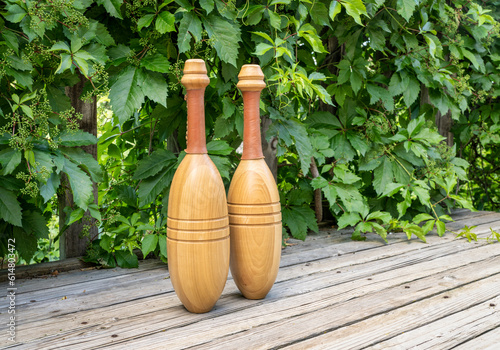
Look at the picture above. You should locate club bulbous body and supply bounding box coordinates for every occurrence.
[228,158,281,299]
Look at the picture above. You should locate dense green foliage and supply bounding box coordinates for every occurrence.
[0,0,499,266]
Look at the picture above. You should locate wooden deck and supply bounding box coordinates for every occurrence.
[2,209,500,349]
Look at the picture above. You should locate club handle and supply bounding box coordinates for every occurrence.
[181,59,210,154]
[237,64,266,160]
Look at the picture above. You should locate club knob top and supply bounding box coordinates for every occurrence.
[237,64,266,92]
[181,59,210,90]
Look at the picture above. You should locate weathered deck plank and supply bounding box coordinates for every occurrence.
[14,240,500,349]
[1,210,499,349]
[186,257,500,350]
[452,326,500,350]
[8,210,498,297]
[284,278,500,350]
[365,297,500,350]
[8,218,500,339]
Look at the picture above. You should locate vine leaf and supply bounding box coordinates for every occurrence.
[33,149,55,173]
[341,0,367,26]
[367,84,394,111]
[347,132,370,156]
[397,0,416,22]
[2,31,19,54]
[461,48,481,71]
[59,130,98,147]
[139,70,168,107]
[176,0,195,11]
[329,1,342,22]
[389,72,405,97]
[40,172,61,203]
[141,234,159,257]
[413,186,430,207]
[403,76,420,107]
[47,86,72,112]
[116,185,138,208]
[209,155,231,180]
[100,234,114,252]
[282,206,318,240]
[403,224,427,243]
[14,227,37,261]
[86,43,108,65]
[398,189,412,217]
[108,44,132,65]
[208,141,233,179]
[277,118,314,176]
[62,158,94,211]
[413,213,434,224]
[156,12,176,33]
[268,9,282,29]
[207,140,233,155]
[137,14,155,31]
[311,176,329,190]
[199,0,215,13]
[203,14,242,67]
[255,43,274,56]
[133,149,176,180]
[4,4,27,23]
[294,206,319,233]
[0,148,21,175]
[50,42,71,52]
[366,211,391,224]
[157,233,166,254]
[6,68,33,90]
[335,183,365,214]
[178,12,202,53]
[115,250,139,268]
[22,210,49,239]
[66,208,85,226]
[94,22,116,46]
[138,166,176,206]
[0,187,22,227]
[337,212,362,229]
[374,156,395,196]
[140,53,170,73]
[88,203,101,222]
[333,165,361,184]
[96,0,124,19]
[436,220,446,237]
[109,66,145,124]
[372,222,388,241]
[7,54,32,72]
[252,31,274,45]
[62,147,104,182]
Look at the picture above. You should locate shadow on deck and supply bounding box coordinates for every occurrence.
[1,209,500,349]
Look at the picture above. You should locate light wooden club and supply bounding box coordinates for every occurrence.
[167,59,230,313]
[227,64,282,299]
